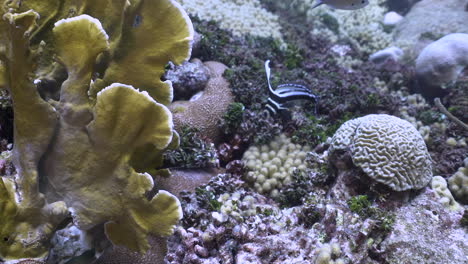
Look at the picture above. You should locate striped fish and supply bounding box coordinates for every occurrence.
[264,60,318,115]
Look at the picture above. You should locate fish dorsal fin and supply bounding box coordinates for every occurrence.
[311,0,324,9]
[264,60,275,95]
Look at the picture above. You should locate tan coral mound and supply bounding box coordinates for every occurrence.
[170,61,234,142]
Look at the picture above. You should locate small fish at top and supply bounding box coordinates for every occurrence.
[311,0,369,10]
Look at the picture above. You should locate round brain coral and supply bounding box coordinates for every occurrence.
[330,114,432,191]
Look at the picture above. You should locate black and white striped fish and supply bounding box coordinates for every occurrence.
[264,60,318,115]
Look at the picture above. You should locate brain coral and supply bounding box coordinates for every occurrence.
[330,114,432,191]
[170,61,233,142]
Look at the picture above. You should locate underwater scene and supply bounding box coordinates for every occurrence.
[0,0,467,263]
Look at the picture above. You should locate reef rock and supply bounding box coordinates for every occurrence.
[393,0,468,59]
[379,189,467,264]
[387,0,421,14]
[165,59,210,100]
[415,33,468,88]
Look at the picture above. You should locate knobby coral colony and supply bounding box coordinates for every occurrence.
[264,60,319,115]
[0,0,193,261]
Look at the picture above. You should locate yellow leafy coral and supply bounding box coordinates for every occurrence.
[0,178,68,260]
[0,0,193,260]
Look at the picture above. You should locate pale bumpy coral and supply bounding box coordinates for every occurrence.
[314,242,345,264]
[398,93,438,142]
[330,114,432,191]
[214,192,257,223]
[302,0,391,66]
[448,158,468,204]
[243,134,310,197]
[175,0,283,40]
[431,176,461,211]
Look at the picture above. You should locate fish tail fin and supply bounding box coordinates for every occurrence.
[311,0,323,9]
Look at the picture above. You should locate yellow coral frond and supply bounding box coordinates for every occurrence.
[53,15,109,73]
[104,190,182,254]
[96,0,194,105]
[88,83,173,151]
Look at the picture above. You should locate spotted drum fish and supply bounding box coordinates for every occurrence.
[264,60,318,115]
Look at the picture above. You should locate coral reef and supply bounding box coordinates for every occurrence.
[330,114,432,191]
[159,2,467,263]
[1,0,466,263]
[0,0,193,261]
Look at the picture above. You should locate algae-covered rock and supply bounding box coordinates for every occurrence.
[165,59,210,100]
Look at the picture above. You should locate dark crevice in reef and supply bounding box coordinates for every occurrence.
[0,106,14,144]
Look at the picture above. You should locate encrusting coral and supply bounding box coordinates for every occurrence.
[0,0,193,261]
